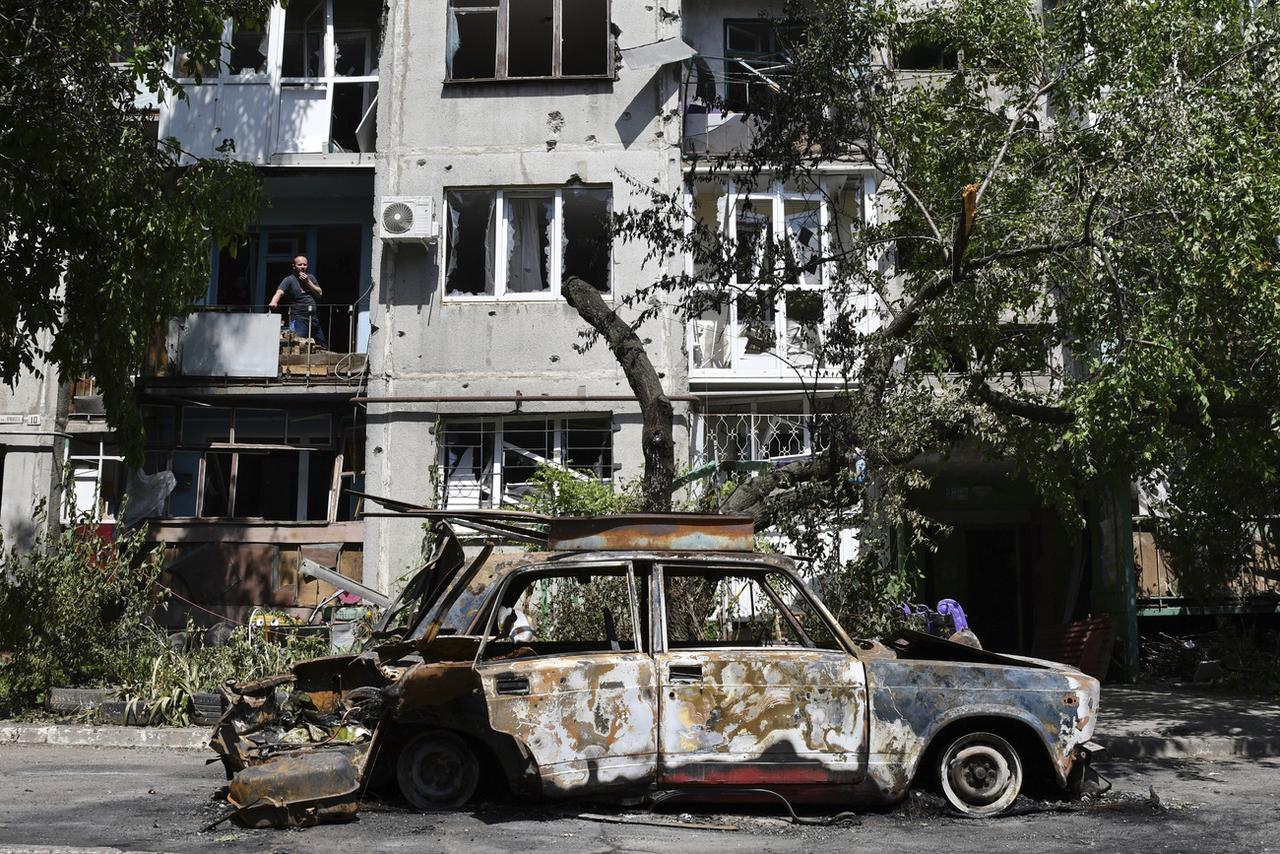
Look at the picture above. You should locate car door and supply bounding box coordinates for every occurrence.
[655,562,868,788]
[474,561,658,796]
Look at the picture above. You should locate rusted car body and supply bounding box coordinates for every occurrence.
[209,514,1101,826]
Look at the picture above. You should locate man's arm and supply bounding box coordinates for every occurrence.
[268,286,285,308]
[302,274,322,299]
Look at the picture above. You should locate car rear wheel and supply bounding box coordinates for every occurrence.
[937,731,1023,817]
[396,731,479,811]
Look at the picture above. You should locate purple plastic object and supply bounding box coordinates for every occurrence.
[936,598,969,632]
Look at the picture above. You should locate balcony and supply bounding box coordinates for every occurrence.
[159,1,380,166]
[143,306,367,384]
[680,50,793,158]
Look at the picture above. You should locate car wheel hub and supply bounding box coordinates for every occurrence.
[949,746,1011,804]
[938,732,1023,817]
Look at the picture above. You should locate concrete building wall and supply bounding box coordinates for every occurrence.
[363,0,695,589]
[0,361,65,552]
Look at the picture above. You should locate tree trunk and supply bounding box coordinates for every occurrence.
[562,276,675,512]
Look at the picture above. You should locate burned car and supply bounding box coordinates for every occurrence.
[210,511,1102,827]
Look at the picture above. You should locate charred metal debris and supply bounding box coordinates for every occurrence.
[206,497,1104,828]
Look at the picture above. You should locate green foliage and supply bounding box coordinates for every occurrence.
[526,574,635,646]
[119,625,329,726]
[0,509,166,713]
[613,0,1280,604]
[516,465,643,516]
[0,1,271,464]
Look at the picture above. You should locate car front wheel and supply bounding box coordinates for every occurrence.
[936,731,1023,817]
[396,731,480,811]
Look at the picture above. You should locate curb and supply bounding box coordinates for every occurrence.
[1095,733,1280,760]
[0,723,208,751]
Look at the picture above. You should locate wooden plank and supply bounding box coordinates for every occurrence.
[145,520,364,544]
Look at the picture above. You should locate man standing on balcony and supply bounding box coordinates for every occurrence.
[269,255,327,348]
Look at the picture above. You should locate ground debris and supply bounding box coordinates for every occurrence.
[577,811,737,832]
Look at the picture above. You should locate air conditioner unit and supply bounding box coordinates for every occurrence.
[376,197,437,242]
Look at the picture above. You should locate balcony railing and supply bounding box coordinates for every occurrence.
[691,411,815,470]
[143,305,367,383]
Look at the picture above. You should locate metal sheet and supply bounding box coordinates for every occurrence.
[547,515,755,552]
[168,312,279,378]
[621,38,697,69]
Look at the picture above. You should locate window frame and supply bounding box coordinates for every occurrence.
[445,0,613,83]
[438,414,615,509]
[656,562,822,652]
[442,186,613,302]
[476,561,643,663]
[684,179,834,376]
[145,406,342,522]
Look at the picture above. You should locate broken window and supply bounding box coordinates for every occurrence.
[214,238,256,306]
[723,19,800,111]
[282,1,326,78]
[446,187,612,299]
[561,188,612,291]
[893,39,959,71]
[483,567,637,657]
[173,28,223,79]
[228,17,269,74]
[138,406,346,521]
[691,301,731,369]
[440,415,614,508]
[686,181,833,374]
[446,0,611,81]
[445,190,498,296]
[332,0,381,77]
[663,567,826,649]
[65,440,125,522]
[505,194,554,293]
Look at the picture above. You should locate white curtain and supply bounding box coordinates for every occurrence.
[506,197,552,293]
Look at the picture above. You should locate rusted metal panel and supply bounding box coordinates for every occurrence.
[657,650,868,788]
[861,657,1100,800]
[478,654,659,795]
[547,515,755,552]
[204,542,1104,823]
[226,747,365,828]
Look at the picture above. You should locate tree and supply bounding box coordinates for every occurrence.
[600,0,1280,599]
[0,2,271,462]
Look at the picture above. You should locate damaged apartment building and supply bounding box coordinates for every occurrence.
[3,0,1212,675]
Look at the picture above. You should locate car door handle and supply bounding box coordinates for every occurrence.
[494,673,529,696]
[669,664,703,683]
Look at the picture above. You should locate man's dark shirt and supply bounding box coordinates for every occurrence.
[277,274,318,310]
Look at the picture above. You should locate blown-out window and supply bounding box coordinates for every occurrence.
[445,187,611,298]
[439,415,614,509]
[447,0,611,81]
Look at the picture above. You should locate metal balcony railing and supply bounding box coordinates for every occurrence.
[691,412,814,469]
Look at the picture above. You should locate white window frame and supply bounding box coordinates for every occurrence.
[684,179,839,377]
[442,186,613,302]
[64,440,125,524]
[438,415,615,509]
[171,3,379,157]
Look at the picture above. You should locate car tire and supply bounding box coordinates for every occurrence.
[45,687,112,713]
[396,731,480,811]
[937,731,1023,817]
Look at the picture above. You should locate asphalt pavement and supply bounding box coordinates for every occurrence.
[0,743,1278,854]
